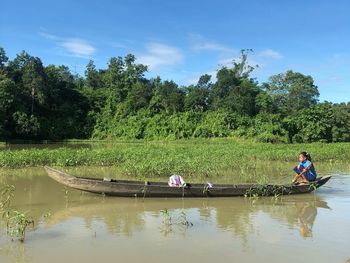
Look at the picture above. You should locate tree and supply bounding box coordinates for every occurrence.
[84,60,101,89]
[0,47,8,71]
[0,74,17,139]
[284,103,334,143]
[7,51,48,115]
[266,70,319,115]
[124,54,147,85]
[149,80,184,114]
[22,58,47,114]
[331,102,350,142]
[44,64,91,139]
[209,50,259,115]
[184,74,211,111]
[12,111,40,138]
[102,54,148,103]
[125,81,152,113]
[103,56,125,101]
[255,88,275,114]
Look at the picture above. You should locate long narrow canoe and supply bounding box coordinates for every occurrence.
[44,166,331,198]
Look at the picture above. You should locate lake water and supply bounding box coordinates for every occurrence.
[0,167,349,263]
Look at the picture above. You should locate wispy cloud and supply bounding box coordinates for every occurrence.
[137,42,183,70]
[61,38,96,57]
[258,49,282,60]
[38,31,58,41]
[192,42,234,53]
[189,33,234,54]
[39,31,96,58]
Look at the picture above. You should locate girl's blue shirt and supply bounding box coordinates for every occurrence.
[300,160,317,179]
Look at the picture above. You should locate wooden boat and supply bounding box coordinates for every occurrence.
[44,166,332,198]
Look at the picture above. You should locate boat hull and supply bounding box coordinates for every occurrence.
[44,166,331,198]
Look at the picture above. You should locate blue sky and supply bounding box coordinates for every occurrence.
[1,0,349,102]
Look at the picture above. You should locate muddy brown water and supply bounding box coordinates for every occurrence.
[0,167,349,263]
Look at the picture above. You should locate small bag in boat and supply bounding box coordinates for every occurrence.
[168,174,186,187]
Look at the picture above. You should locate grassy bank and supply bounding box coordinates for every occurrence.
[1,140,349,180]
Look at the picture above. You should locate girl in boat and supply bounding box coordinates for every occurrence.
[292,152,317,184]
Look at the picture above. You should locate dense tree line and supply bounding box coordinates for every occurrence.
[0,47,349,143]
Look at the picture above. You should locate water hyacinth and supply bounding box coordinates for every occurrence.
[0,140,349,181]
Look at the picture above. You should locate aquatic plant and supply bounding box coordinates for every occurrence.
[0,184,34,242]
[177,210,193,228]
[0,140,349,183]
[160,209,193,235]
[6,210,34,242]
[160,208,172,234]
[244,184,289,198]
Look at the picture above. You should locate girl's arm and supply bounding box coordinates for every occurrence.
[299,163,312,176]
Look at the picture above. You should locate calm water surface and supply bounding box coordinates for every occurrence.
[0,167,349,263]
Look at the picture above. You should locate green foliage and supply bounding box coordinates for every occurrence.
[0,46,349,143]
[0,47,8,69]
[284,103,335,143]
[12,112,40,137]
[331,103,350,142]
[150,80,184,114]
[246,113,289,143]
[266,70,319,115]
[84,60,101,89]
[1,141,349,180]
[210,50,259,115]
[184,74,211,112]
[0,184,34,242]
[6,210,34,242]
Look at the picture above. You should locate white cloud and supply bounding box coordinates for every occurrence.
[188,33,234,54]
[61,38,96,57]
[39,31,58,41]
[192,42,234,53]
[39,31,96,58]
[137,42,183,70]
[258,49,282,60]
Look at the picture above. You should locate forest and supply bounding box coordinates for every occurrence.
[1,47,349,143]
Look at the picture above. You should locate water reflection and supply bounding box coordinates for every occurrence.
[296,201,317,238]
[215,196,329,240]
[1,171,350,263]
[0,172,331,240]
[19,196,328,243]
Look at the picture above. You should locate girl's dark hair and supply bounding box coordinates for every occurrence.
[300,151,312,161]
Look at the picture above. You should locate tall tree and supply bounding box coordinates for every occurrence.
[22,58,47,114]
[210,50,259,115]
[0,47,8,71]
[102,54,148,103]
[125,81,152,113]
[149,80,184,114]
[0,74,17,138]
[184,74,211,111]
[84,60,101,89]
[266,70,319,114]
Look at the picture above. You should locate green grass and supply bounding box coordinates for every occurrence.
[0,139,349,181]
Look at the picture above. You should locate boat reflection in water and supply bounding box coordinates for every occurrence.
[0,172,344,263]
[1,173,331,240]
